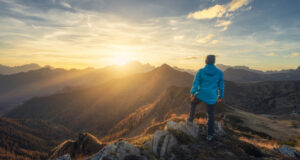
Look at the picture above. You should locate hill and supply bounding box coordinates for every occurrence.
[224,80,300,114]
[0,63,41,75]
[0,117,75,160]
[0,62,154,114]
[223,67,300,82]
[6,64,194,136]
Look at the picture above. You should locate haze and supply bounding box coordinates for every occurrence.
[0,0,300,70]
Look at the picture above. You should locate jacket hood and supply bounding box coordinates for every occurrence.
[203,64,218,76]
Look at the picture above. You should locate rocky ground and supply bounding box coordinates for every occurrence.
[52,120,300,160]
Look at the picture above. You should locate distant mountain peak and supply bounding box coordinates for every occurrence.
[158,63,173,70]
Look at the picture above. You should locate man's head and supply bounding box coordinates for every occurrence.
[205,55,215,65]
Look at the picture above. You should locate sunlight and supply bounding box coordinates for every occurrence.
[112,52,132,66]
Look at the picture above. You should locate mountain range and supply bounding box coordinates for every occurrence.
[223,67,300,82]
[6,64,193,136]
[5,64,300,136]
[0,63,41,75]
[0,62,154,114]
[1,63,300,159]
[0,117,75,160]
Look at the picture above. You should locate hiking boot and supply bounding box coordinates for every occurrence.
[207,135,213,141]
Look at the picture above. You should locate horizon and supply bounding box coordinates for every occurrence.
[1,61,300,72]
[1,0,300,71]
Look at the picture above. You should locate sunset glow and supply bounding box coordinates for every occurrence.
[0,0,300,70]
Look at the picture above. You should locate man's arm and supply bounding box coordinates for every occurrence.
[218,71,224,102]
[190,70,201,96]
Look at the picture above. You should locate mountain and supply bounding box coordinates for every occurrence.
[0,63,41,75]
[0,62,154,114]
[5,64,194,136]
[216,64,295,74]
[0,117,75,160]
[102,86,231,141]
[223,67,300,82]
[173,66,197,75]
[224,80,300,114]
[49,86,300,159]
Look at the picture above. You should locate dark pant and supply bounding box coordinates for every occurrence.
[188,98,215,136]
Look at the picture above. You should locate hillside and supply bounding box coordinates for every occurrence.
[224,80,300,114]
[101,85,300,142]
[6,64,194,136]
[0,62,154,114]
[223,67,300,82]
[0,117,75,160]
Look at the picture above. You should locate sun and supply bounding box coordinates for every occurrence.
[112,54,131,66]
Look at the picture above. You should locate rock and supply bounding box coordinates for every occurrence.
[49,132,105,160]
[276,145,296,158]
[54,154,71,160]
[88,141,142,160]
[150,130,178,158]
[215,121,225,136]
[166,121,199,139]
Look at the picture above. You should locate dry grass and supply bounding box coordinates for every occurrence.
[239,136,279,150]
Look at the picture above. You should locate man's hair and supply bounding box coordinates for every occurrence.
[205,55,215,64]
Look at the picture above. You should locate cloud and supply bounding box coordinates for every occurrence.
[265,52,277,56]
[215,20,231,31]
[184,56,198,60]
[187,5,226,19]
[196,34,215,44]
[173,35,184,40]
[285,52,300,57]
[228,0,251,11]
[210,39,219,44]
[60,2,72,9]
[187,0,251,20]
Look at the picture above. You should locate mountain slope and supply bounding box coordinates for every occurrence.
[224,80,300,114]
[103,86,232,141]
[223,67,300,82]
[0,117,75,160]
[0,62,154,114]
[6,64,194,136]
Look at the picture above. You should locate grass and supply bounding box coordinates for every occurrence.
[239,136,279,150]
[278,138,298,147]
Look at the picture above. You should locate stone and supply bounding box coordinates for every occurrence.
[276,145,296,158]
[54,154,71,160]
[166,121,199,139]
[151,130,178,158]
[88,141,141,160]
[215,121,225,136]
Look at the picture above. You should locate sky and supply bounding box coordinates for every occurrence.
[0,0,300,70]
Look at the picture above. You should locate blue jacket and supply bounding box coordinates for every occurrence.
[190,64,224,104]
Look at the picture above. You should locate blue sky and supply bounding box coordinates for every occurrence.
[0,0,299,70]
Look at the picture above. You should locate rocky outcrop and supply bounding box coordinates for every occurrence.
[147,130,177,157]
[276,145,296,158]
[166,121,199,139]
[54,120,296,160]
[49,132,106,160]
[54,154,71,160]
[87,141,144,160]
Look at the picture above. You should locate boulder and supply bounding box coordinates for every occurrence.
[88,141,143,160]
[150,130,178,157]
[49,132,105,160]
[166,121,199,139]
[54,154,71,160]
[215,121,225,136]
[276,145,296,158]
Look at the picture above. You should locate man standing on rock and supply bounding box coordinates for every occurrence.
[188,55,224,141]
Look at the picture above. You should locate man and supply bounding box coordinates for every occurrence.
[188,55,224,141]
